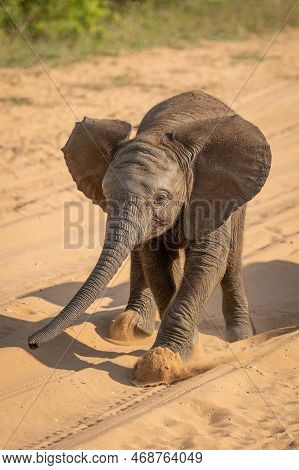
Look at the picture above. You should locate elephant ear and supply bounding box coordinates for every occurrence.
[173,114,271,239]
[62,117,132,205]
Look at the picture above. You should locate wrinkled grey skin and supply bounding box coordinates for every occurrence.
[28,90,271,379]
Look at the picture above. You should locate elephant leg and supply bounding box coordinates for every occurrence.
[109,249,156,341]
[221,208,255,342]
[221,268,254,342]
[141,237,183,319]
[134,225,230,386]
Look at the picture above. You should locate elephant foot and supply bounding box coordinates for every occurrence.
[109,310,154,342]
[132,346,186,387]
[226,323,255,343]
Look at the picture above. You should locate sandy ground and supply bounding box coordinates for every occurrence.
[0,30,298,450]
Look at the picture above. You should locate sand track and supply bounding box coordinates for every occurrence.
[0,30,298,449]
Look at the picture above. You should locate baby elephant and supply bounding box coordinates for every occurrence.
[28,90,271,385]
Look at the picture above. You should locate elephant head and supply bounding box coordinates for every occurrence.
[28,108,271,349]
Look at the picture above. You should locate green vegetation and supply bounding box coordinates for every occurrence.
[0,95,32,104]
[0,0,298,67]
[231,52,262,62]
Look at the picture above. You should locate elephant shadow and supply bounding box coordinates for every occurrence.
[202,259,299,335]
[1,281,147,385]
[1,259,298,385]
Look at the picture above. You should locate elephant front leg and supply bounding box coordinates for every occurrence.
[134,228,230,386]
[109,249,156,341]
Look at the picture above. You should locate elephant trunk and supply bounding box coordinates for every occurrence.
[28,199,143,349]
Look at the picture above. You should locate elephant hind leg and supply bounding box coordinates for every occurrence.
[221,207,255,342]
[221,268,255,342]
[110,249,156,342]
[112,240,183,342]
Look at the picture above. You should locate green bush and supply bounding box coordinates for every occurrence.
[0,0,298,66]
[0,0,110,39]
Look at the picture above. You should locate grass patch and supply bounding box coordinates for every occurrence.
[0,96,32,105]
[110,73,133,87]
[232,52,262,62]
[67,73,135,93]
[68,82,107,92]
[0,0,299,67]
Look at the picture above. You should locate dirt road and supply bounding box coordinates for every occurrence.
[0,30,298,449]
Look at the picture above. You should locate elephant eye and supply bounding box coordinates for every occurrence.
[154,192,169,206]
